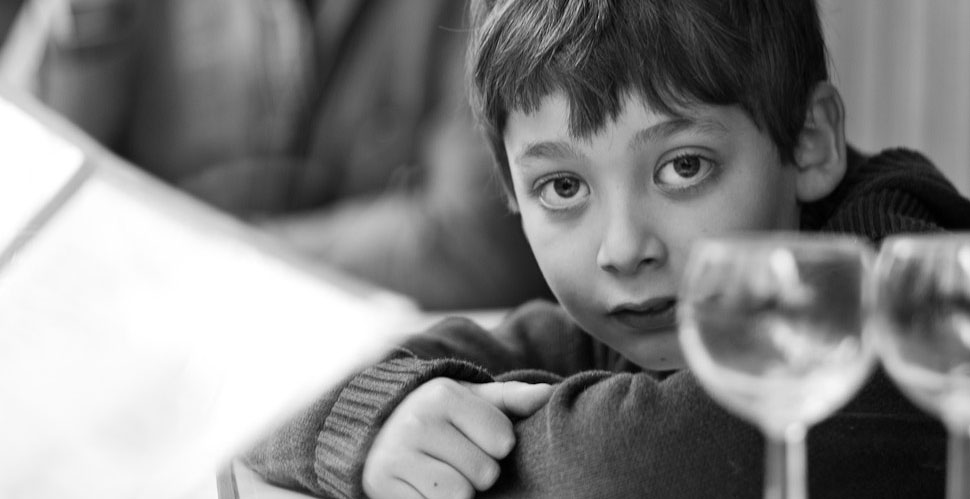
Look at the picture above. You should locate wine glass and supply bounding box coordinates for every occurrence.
[678,234,877,499]
[871,234,970,499]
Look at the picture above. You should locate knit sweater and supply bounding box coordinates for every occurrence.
[243,147,970,499]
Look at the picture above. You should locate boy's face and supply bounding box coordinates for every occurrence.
[504,93,801,370]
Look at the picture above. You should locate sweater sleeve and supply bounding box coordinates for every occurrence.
[482,369,764,499]
[242,352,493,498]
[480,368,945,499]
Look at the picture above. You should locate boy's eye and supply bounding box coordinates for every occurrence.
[535,174,590,210]
[655,153,718,192]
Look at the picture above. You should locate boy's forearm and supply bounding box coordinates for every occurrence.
[242,353,493,498]
[480,368,945,499]
[481,370,763,499]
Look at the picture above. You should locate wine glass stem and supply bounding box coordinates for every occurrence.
[764,424,807,499]
[946,422,970,499]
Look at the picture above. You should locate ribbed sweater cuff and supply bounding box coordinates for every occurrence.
[315,356,493,498]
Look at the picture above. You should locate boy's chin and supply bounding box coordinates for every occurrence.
[628,337,687,372]
[637,356,687,372]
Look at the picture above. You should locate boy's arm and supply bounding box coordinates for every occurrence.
[481,368,945,499]
[484,370,764,498]
[242,352,493,497]
[242,299,593,498]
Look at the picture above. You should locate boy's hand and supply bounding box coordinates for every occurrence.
[362,378,553,499]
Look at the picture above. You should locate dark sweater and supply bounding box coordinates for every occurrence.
[243,147,970,498]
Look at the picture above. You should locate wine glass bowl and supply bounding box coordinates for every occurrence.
[873,235,970,424]
[678,234,877,499]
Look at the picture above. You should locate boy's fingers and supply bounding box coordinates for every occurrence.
[465,381,554,417]
[445,391,516,459]
[397,453,475,499]
[421,423,502,491]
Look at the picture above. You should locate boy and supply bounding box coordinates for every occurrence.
[244,0,970,497]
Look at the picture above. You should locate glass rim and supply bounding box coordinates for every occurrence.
[881,233,970,250]
[690,232,872,252]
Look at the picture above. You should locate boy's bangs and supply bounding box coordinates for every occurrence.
[477,0,752,141]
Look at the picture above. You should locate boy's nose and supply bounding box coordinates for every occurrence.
[596,214,667,275]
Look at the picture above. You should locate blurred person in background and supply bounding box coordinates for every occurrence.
[15,0,550,311]
[0,1,21,40]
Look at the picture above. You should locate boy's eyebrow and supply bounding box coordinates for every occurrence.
[514,117,729,164]
[516,141,586,164]
[629,117,730,151]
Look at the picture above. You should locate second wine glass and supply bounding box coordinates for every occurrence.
[872,234,970,499]
[678,234,876,499]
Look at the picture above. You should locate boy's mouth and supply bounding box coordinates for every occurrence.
[608,297,678,332]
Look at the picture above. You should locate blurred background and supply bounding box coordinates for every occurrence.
[0,0,552,314]
[0,0,967,314]
[821,0,970,197]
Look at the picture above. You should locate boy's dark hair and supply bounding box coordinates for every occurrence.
[467,0,829,202]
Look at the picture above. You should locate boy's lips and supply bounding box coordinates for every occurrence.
[608,297,678,332]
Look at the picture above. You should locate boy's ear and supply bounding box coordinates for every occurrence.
[793,82,847,203]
